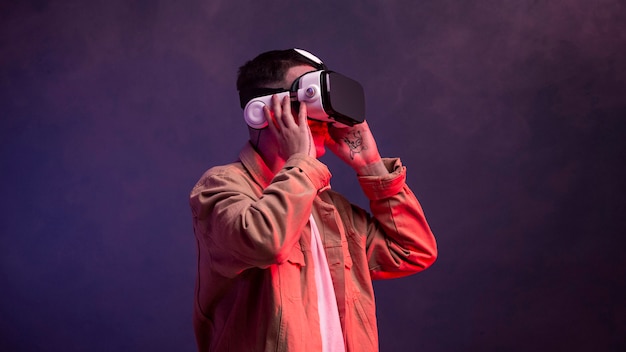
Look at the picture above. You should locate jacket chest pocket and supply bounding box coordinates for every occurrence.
[279,246,306,301]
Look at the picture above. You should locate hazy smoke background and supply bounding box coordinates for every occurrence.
[2,1,625,351]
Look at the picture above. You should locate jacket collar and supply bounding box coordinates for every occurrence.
[238,142,275,189]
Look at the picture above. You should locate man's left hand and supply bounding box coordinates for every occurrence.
[325,121,388,176]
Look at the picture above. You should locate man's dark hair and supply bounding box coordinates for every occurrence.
[236,49,318,91]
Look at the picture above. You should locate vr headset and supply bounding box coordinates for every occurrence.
[239,48,366,129]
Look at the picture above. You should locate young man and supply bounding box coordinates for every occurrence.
[189,48,437,351]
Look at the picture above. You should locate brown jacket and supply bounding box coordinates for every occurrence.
[189,143,437,351]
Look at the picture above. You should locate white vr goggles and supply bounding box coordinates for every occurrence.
[239,48,366,129]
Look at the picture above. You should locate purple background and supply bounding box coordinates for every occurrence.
[2,1,625,351]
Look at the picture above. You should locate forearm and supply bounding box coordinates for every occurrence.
[359,158,438,279]
[191,155,331,274]
[367,186,437,278]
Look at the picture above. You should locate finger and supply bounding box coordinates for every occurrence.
[271,94,284,126]
[264,105,279,133]
[280,95,295,126]
[297,100,308,126]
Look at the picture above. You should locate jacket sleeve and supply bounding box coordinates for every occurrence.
[356,158,438,280]
[189,154,331,278]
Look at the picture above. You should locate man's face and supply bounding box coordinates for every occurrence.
[281,65,329,158]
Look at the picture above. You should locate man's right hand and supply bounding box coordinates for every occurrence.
[264,94,316,160]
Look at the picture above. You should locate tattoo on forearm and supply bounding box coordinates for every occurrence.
[343,131,367,159]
